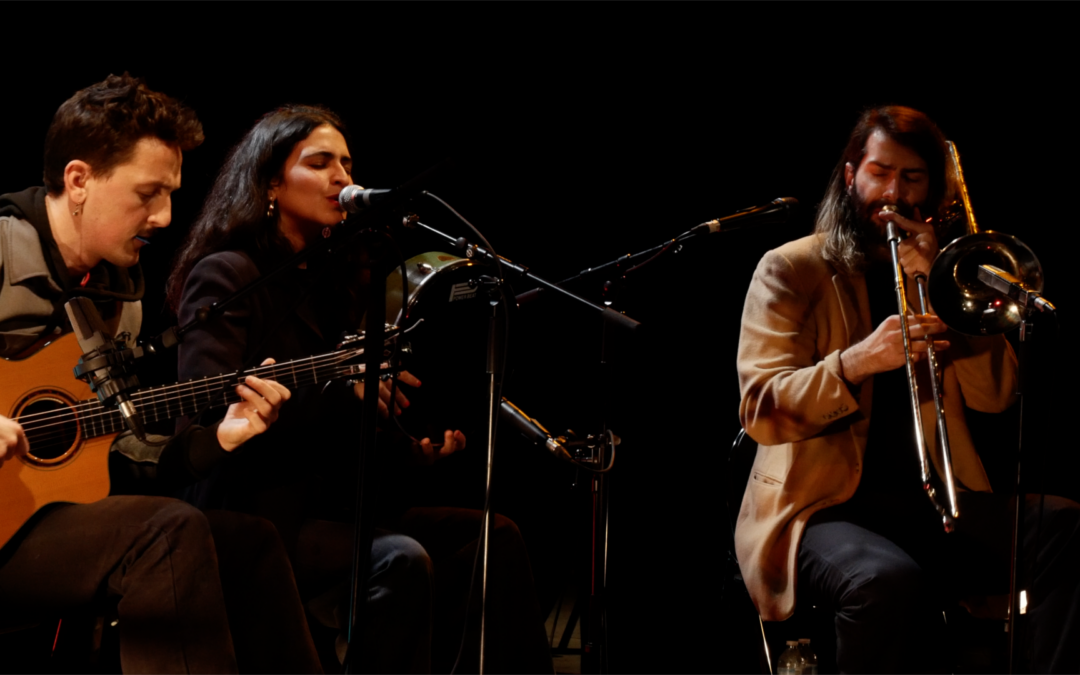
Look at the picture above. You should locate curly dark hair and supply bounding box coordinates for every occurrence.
[814,105,953,275]
[165,104,349,312]
[43,73,203,195]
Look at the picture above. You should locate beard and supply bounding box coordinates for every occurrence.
[844,181,920,263]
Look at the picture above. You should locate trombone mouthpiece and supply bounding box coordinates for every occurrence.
[882,204,902,243]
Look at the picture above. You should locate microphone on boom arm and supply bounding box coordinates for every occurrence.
[691,197,799,235]
[499,398,574,463]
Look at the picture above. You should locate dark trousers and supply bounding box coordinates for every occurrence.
[394,507,554,675]
[0,496,321,674]
[798,492,1080,673]
[297,507,554,674]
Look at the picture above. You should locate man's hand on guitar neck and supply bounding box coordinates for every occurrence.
[217,359,293,452]
[0,416,29,469]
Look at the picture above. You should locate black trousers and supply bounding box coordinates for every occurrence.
[798,491,1080,673]
[296,507,554,674]
[0,496,320,673]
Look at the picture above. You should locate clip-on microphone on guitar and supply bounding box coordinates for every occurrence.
[65,297,148,442]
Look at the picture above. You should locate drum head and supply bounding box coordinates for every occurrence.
[382,252,515,442]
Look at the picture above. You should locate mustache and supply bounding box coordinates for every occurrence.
[863,197,916,220]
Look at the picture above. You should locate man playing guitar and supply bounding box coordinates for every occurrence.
[0,75,318,673]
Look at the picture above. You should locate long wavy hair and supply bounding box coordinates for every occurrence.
[166,104,350,311]
[815,105,953,275]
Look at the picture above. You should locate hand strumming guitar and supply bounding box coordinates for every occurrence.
[0,416,29,470]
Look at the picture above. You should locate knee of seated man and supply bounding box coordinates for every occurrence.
[490,514,525,549]
[844,551,927,613]
[1028,494,1080,533]
[374,533,433,585]
[135,496,213,538]
[1025,495,1080,568]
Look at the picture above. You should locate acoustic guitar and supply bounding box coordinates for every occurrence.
[0,332,376,549]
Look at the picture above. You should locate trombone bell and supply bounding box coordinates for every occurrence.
[928,232,1044,336]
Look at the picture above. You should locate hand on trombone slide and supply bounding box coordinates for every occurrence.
[879,205,939,281]
[840,313,950,386]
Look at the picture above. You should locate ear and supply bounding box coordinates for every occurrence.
[64,160,93,203]
[844,162,855,191]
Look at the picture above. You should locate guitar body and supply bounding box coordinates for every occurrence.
[0,333,114,550]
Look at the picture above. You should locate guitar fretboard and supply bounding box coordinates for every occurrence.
[26,347,376,441]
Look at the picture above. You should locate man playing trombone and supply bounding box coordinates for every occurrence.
[736,105,1080,673]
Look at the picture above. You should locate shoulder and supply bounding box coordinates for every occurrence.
[179,250,261,319]
[0,213,46,263]
[190,250,258,276]
[187,250,260,289]
[754,233,835,288]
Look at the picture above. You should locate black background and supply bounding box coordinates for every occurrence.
[3,9,1077,673]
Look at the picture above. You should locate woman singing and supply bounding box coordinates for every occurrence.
[166,105,552,674]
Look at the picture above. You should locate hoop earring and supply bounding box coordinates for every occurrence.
[266,200,276,219]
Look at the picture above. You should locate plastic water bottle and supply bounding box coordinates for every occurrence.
[798,638,818,674]
[778,641,801,675]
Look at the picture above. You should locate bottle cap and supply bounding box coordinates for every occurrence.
[799,638,810,644]
[786,640,798,646]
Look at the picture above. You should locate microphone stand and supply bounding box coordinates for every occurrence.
[344,229,387,674]
[514,199,797,307]
[406,216,641,335]
[515,220,730,673]
[514,235,692,308]
[407,215,640,675]
[1008,314,1033,673]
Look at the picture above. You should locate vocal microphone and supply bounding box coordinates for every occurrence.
[339,185,393,214]
[499,398,573,462]
[65,297,148,441]
[692,197,799,235]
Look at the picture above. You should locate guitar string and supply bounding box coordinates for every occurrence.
[20,344,393,444]
[17,358,371,441]
[19,357,356,432]
[15,328,400,424]
[14,349,356,422]
[18,363,351,442]
[20,354,393,446]
[19,364,361,445]
[14,349,358,424]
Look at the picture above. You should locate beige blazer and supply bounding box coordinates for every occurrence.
[735,233,1017,621]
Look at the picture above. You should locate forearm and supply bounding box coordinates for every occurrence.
[737,251,860,445]
[740,349,859,445]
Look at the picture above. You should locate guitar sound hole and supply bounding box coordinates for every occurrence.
[20,398,79,462]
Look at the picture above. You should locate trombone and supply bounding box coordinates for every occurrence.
[892,141,1046,533]
[885,202,959,533]
[928,143,1045,337]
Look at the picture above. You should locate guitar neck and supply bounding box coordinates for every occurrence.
[77,349,368,440]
